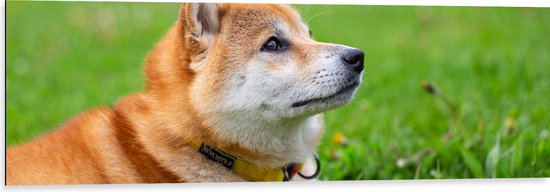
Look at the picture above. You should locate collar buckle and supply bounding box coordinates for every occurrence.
[282,152,321,181]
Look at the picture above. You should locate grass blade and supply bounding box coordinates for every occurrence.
[485,136,501,178]
[460,147,484,178]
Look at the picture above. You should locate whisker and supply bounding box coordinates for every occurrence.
[306,10,334,24]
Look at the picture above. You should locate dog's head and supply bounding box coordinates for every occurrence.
[180,3,364,119]
[146,3,364,163]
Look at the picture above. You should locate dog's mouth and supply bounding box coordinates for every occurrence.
[291,81,360,108]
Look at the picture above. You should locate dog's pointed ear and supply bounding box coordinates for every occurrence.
[179,3,221,44]
[179,3,221,69]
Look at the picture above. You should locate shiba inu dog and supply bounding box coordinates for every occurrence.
[6,3,364,184]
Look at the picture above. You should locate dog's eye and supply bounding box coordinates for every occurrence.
[309,30,312,37]
[263,38,279,51]
[261,37,286,52]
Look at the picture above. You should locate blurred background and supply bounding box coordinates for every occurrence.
[6,1,550,180]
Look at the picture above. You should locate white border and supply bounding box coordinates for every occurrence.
[2,0,549,192]
[2,179,550,192]
[1,0,7,188]
[29,0,550,7]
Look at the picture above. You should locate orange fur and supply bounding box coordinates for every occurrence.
[6,3,348,185]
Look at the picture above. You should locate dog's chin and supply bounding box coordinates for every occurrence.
[290,81,360,115]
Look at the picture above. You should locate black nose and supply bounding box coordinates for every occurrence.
[342,49,364,73]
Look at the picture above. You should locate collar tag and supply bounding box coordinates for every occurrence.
[199,144,236,169]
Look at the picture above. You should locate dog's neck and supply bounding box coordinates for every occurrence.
[196,113,323,168]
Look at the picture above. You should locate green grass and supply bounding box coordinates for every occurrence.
[6,1,550,180]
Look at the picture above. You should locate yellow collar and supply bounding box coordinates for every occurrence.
[185,139,303,182]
